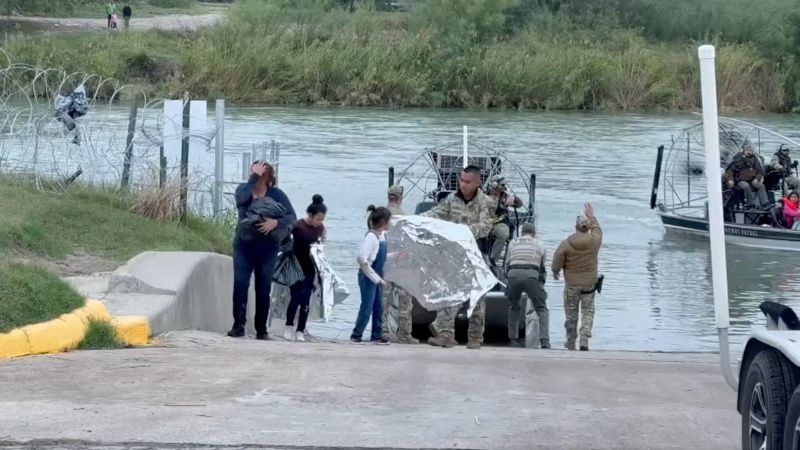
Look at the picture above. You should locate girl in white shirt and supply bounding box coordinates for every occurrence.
[350,205,393,344]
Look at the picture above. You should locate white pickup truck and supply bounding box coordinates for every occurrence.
[737,303,800,450]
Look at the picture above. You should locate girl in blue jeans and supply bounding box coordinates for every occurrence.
[351,205,393,344]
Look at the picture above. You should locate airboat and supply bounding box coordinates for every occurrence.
[387,126,538,342]
[651,116,800,251]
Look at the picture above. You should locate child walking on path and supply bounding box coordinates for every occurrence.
[351,206,392,344]
[283,195,327,342]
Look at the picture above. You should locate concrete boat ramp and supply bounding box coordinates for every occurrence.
[0,331,739,449]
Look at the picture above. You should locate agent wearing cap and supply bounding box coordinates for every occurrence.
[504,221,550,348]
[551,203,602,351]
[770,144,800,192]
[387,185,405,216]
[488,175,523,265]
[381,185,419,344]
[725,144,769,209]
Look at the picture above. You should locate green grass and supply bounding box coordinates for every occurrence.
[2,0,799,111]
[0,177,231,333]
[0,178,231,262]
[0,263,85,333]
[1,0,212,18]
[78,318,126,350]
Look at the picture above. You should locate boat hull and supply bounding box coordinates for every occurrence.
[658,212,800,251]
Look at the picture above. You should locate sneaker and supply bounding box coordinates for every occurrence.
[540,340,551,349]
[580,344,589,352]
[227,327,245,338]
[427,336,455,348]
[371,337,390,345]
[256,332,270,341]
[295,331,306,342]
[350,336,364,344]
[466,341,481,350]
[282,327,294,341]
[565,340,576,351]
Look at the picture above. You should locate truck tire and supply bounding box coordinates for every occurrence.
[784,387,800,450]
[741,349,791,450]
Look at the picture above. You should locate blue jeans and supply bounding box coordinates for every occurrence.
[351,272,383,341]
[286,272,315,332]
[232,238,279,335]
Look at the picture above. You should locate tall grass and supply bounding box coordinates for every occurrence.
[3,0,197,16]
[2,0,797,111]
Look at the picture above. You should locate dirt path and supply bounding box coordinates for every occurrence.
[0,12,223,33]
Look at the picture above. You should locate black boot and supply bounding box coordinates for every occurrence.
[227,326,245,338]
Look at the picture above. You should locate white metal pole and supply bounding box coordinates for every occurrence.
[699,44,737,390]
[214,99,225,217]
[462,125,468,168]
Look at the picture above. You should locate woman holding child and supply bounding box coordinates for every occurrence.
[228,161,296,340]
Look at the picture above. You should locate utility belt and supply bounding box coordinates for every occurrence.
[508,264,545,284]
[508,264,541,272]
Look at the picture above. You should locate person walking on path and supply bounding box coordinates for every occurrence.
[421,165,494,349]
[122,4,132,30]
[351,206,392,344]
[106,2,117,28]
[228,161,297,340]
[552,203,602,351]
[505,222,550,349]
[283,195,327,342]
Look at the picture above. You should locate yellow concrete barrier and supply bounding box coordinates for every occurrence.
[112,316,151,346]
[0,299,150,360]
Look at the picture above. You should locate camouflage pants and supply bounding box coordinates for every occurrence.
[490,222,510,262]
[563,285,595,348]
[381,285,414,340]
[432,298,485,344]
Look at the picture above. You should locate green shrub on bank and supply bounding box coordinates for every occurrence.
[2,0,797,111]
[78,319,126,350]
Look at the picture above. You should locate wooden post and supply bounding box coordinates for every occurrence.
[120,95,139,191]
[179,93,190,224]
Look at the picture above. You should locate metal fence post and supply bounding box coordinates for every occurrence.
[121,95,139,192]
[179,93,190,224]
[214,99,225,217]
[242,152,252,180]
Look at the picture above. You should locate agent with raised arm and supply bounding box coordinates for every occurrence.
[552,203,603,351]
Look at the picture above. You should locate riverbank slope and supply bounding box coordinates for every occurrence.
[0,178,230,333]
[1,0,798,112]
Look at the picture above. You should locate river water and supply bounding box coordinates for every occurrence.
[9,104,800,352]
[220,107,800,352]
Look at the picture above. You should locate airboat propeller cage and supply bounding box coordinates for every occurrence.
[699,44,737,390]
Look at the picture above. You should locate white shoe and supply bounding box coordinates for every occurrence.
[295,331,306,342]
[283,328,294,341]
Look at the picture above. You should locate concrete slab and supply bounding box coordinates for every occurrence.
[0,334,740,449]
[65,252,257,336]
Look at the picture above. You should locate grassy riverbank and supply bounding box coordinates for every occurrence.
[2,0,204,17]
[0,177,231,333]
[2,0,799,111]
